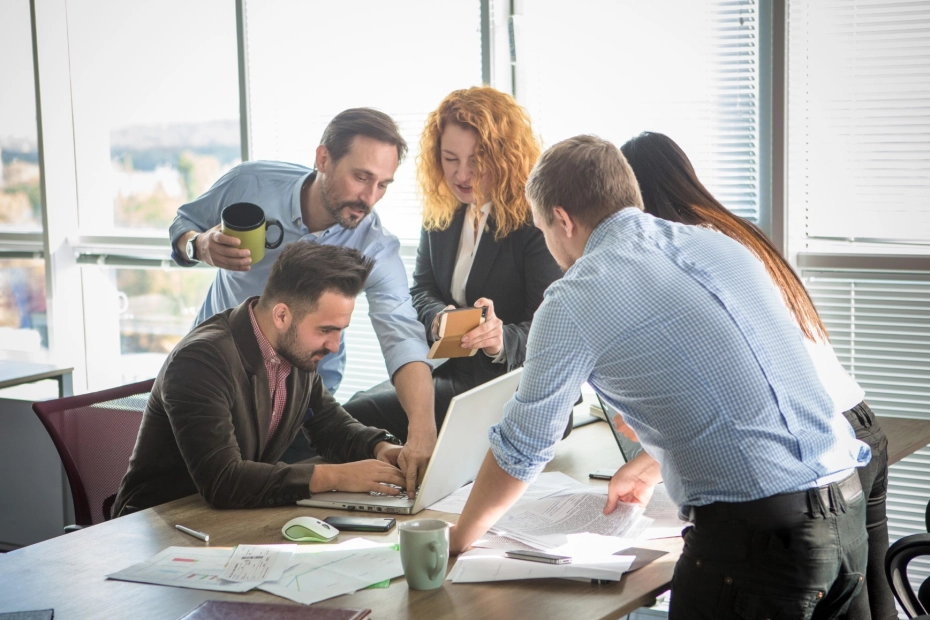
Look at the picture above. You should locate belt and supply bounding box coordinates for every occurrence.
[688,472,862,525]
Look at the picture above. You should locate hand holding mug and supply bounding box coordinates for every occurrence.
[195,224,253,271]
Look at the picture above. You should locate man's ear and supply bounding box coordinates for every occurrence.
[271,302,292,331]
[315,144,330,173]
[551,206,577,238]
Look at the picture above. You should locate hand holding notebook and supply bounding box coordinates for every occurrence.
[427,306,488,359]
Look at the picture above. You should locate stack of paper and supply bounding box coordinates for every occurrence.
[107,539,403,605]
[447,549,635,583]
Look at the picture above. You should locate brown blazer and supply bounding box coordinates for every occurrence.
[113,298,386,516]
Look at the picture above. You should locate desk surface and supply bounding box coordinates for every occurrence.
[0,360,73,392]
[2,414,926,619]
[0,422,679,620]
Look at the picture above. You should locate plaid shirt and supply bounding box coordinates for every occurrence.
[248,300,291,440]
[489,208,869,508]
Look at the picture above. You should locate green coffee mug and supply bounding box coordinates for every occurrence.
[399,519,450,590]
[221,202,284,265]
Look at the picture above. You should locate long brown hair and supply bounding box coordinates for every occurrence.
[417,87,540,239]
[620,132,828,343]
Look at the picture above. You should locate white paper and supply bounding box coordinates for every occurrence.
[641,483,688,539]
[107,547,257,592]
[221,544,295,583]
[493,492,645,549]
[258,546,403,605]
[447,549,634,583]
[428,471,590,514]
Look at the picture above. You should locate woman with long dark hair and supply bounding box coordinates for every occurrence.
[620,131,895,620]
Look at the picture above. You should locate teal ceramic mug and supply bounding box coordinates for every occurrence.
[399,519,450,590]
[220,202,284,265]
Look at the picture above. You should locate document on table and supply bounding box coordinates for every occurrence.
[492,492,646,549]
[447,548,635,583]
[258,545,403,605]
[428,471,591,514]
[641,483,688,539]
[221,544,295,582]
[107,546,257,592]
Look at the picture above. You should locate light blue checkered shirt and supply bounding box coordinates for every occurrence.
[169,160,431,393]
[489,208,870,508]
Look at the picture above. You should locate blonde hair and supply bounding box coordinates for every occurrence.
[417,87,540,239]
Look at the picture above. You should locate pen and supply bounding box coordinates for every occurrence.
[175,524,210,542]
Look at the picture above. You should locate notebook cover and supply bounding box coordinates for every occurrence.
[427,307,485,360]
[176,600,371,620]
[0,611,54,620]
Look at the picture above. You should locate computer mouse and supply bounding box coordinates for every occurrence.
[282,516,339,543]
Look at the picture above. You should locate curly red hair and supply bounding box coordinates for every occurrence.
[417,87,540,239]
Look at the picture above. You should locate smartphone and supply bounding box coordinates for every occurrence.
[589,467,617,481]
[505,550,572,564]
[323,516,396,532]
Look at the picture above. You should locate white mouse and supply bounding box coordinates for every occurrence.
[282,516,339,542]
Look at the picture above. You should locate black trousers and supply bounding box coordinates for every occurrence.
[669,475,868,619]
[841,401,897,620]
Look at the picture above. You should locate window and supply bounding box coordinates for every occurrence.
[243,0,483,400]
[0,258,46,354]
[66,0,241,233]
[789,0,930,599]
[516,0,763,222]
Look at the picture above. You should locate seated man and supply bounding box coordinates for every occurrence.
[450,136,871,619]
[113,243,406,516]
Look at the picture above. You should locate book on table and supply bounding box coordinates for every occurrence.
[176,600,370,620]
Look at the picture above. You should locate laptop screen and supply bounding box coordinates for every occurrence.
[595,393,643,463]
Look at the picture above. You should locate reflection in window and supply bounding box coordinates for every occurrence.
[0,0,42,232]
[67,0,241,231]
[0,259,47,353]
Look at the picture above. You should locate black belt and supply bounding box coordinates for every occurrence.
[688,472,862,525]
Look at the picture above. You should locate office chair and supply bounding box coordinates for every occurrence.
[885,498,930,618]
[31,378,154,530]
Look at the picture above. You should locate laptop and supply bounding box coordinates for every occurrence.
[595,393,643,463]
[298,368,524,515]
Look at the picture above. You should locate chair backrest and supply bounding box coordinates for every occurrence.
[31,378,155,527]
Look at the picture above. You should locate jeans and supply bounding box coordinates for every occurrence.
[669,478,868,619]
[842,401,897,620]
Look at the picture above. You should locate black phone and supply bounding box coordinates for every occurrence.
[323,516,396,532]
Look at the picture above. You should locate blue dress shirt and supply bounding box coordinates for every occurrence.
[169,160,431,393]
[489,208,869,508]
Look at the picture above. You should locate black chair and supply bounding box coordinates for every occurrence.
[885,499,930,618]
[31,379,154,529]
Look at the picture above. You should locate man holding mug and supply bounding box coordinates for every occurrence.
[169,109,436,494]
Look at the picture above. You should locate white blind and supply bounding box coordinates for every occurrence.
[516,0,761,221]
[243,0,481,399]
[806,275,930,602]
[787,0,930,246]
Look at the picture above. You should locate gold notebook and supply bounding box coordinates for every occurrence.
[427,307,487,359]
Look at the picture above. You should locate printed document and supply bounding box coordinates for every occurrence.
[221,544,295,582]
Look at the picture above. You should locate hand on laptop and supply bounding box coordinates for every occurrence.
[309,460,407,496]
[398,435,434,499]
[374,441,403,466]
[613,414,639,442]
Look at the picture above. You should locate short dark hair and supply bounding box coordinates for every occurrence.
[525,135,643,230]
[320,108,408,164]
[259,243,374,318]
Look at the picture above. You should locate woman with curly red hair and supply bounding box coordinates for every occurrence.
[344,86,561,438]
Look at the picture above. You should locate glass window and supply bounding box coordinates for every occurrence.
[83,266,215,389]
[0,0,42,232]
[66,0,241,233]
[0,258,47,354]
[517,0,762,222]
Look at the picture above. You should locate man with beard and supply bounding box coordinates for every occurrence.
[169,109,436,493]
[113,244,408,516]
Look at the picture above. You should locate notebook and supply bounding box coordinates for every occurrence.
[176,601,369,620]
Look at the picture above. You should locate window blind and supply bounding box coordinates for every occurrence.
[516,0,761,221]
[787,0,930,246]
[243,0,481,398]
[805,274,930,600]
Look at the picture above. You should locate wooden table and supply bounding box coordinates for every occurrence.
[878,415,930,466]
[0,360,73,397]
[0,422,680,620]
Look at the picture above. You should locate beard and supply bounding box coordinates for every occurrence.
[321,176,371,229]
[277,322,330,373]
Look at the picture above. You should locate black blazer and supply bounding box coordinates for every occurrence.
[411,207,562,385]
